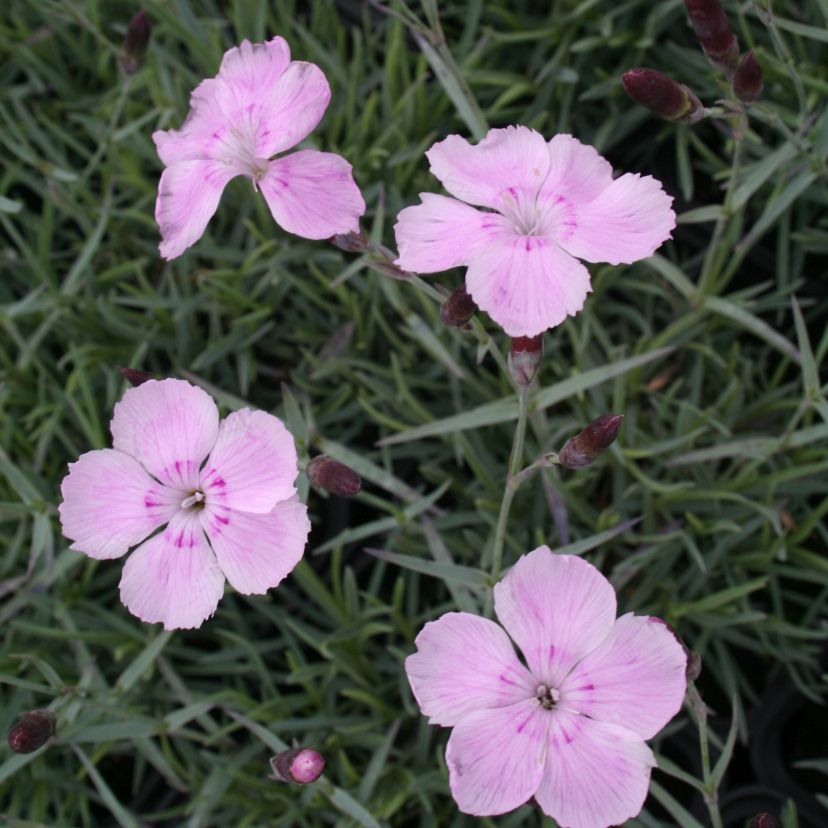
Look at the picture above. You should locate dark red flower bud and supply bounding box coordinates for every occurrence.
[684,0,739,70]
[118,11,151,75]
[330,232,368,253]
[306,456,362,497]
[749,815,781,828]
[622,69,704,124]
[649,617,702,682]
[508,335,543,389]
[7,709,56,754]
[440,285,477,328]
[269,747,325,784]
[558,414,623,470]
[120,367,154,386]
[733,50,764,103]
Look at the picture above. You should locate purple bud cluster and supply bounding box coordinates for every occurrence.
[622,0,762,123]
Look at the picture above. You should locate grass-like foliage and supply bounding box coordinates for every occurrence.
[1,0,827,825]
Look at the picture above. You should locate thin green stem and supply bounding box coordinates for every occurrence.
[489,386,530,583]
[690,685,724,828]
[697,110,746,296]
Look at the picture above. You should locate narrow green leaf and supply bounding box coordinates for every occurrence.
[364,547,488,587]
[379,347,674,445]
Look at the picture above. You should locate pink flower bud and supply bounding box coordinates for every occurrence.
[622,69,704,124]
[649,617,702,682]
[508,335,543,389]
[558,414,623,470]
[749,815,781,828]
[733,50,763,103]
[440,285,477,328]
[306,455,362,497]
[269,748,325,784]
[120,367,154,387]
[330,231,369,253]
[118,10,151,75]
[684,0,739,70]
[7,709,56,754]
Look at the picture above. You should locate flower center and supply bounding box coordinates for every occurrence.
[180,490,205,510]
[535,683,559,710]
[225,127,270,185]
[499,188,545,236]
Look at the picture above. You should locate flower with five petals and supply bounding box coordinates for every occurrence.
[59,379,310,629]
[405,547,688,828]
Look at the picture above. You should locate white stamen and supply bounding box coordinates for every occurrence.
[181,491,205,509]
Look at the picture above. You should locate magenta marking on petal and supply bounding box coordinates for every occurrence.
[577,683,595,691]
[549,644,556,661]
[175,530,185,548]
[144,497,159,508]
[562,728,573,744]
[516,714,532,734]
[499,673,517,686]
[216,514,229,525]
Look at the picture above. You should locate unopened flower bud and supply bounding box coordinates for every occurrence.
[649,617,702,682]
[508,335,543,389]
[118,11,151,75]
[330,231,368,253]
[440,285,477,328]
[733,50,764,103]
[120,367,154,386]
[269,747,325,784]
[749,815,781,828]
[558,414,623,470]
[306,455,362,497]
[684,0,739,70]
[7,709,56,754]
[622,69,704,124]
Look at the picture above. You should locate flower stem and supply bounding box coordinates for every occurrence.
[697,108,746,297]
[489,386,530,583]
[689,684,724,828]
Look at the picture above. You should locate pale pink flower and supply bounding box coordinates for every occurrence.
[405,547,687,828]
[394,126,676,337]
[59,379,310,630]
[153,37,365,260]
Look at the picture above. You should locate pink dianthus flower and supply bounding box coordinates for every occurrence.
[394,126,675,337]
[59,379,310,630]
[405,547,687,828]
[153,37,365,259]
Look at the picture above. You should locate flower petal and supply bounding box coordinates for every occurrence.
[446,699,549,816]
[153,78,228,166]
[249,61,331,157]
[538,134,614,206]
[259,150,365,239]
[200,409,298,513]
[493,548,616,687]
[556,173,676,265]
[58,449,181,560]
[405,612,536,727]
[394,194,497,273]
[426,126,551,209]
[217,37,291,100]
[199,497,309,594]
[111,378,219,491]
[534,712,654,828]
[155,159,239,260]
[465,230,591,337]
[119,511,225,630]
[560,613,687,739]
